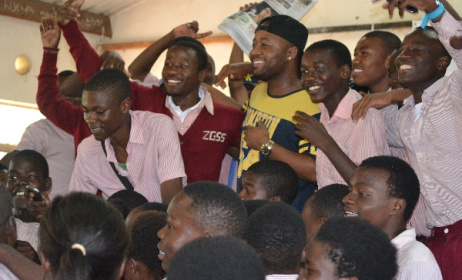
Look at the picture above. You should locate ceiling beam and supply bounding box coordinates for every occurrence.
[0,0,112,37]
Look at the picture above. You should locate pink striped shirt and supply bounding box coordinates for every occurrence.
[392,12,462,228]
[317,89,390,188]
[70,111,186,202]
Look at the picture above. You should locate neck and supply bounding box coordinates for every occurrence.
[267,75,302,96]
[368,79,390,94]
[383,221,407,240]
[324,87,349,118]
[171,88,201,111]
[109,115,131,150]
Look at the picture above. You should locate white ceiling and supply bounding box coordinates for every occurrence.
[38,0,461,44]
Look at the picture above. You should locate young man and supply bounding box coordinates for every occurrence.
[39,2,243,184]
[245,202,305,280]
[238,160,298,204]
[7,150,51,264]
[301,216,397,280]
[219,15,320,212]
[157,181,247,272]
[68,67,185,204]
[293,40,390,188]
[357,1,462,278]
[343,156,442,280]
[301,183,349,243]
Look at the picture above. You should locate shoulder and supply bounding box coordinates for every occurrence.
[76,135,100,155]
[213,102,244,117]
[132,110,175,128]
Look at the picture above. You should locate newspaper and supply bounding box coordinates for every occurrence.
[218,0,317,55]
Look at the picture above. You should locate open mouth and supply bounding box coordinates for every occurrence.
[345,210,359,217]
[399,64,414,70]
[308,85,321,91]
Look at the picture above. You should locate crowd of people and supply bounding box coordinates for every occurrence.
[0,0,461,279]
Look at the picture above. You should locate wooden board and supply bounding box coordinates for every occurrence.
[0,0,112,37]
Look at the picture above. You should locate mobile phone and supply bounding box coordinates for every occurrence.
[26,186,44,201]
[386,0,418,13]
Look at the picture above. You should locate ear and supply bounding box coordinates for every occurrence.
[385,54,391,69]
[287,46,298,61]
[268,196,281,202]
[318,217,327,227]
[120,97,131,113]
[436,56,450,71]
[340,64,351,80]
[116,257,127,280]
[5,216,17,247]
[198,69,208,83]
[43,177,52,193]
[390,198,406,217]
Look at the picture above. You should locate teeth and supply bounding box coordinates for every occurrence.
[400,64,413,70]
[309,86,320,91]
[353,69,363,73]
[252,60,264,65]
[167,79,181,84]
[16,192,25,196]
[345,211,358,217]
[159,250,165,255]
[91,128,101,132]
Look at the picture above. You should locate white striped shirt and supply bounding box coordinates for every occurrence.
[317,89,390,188]
[392,11,462,228]
[70,111,186,202]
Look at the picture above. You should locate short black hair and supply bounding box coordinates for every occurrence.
[0,186,13,224]
[128,210,166,279]
[169,36,208,71]
[359,156,420,221]
[39,192,128,280]
[314,216,397,280]
[247,160,299,204]
[167,236,265,280]
[183,181,247,238]
[84,68,131,103]
[362,31,402,55]
[58,70,75,78]
[0,163,8,171]
[306,184,349,220]
[306,39,352,70]
[135,201,168,213]
[12,150,49,178]
[107,190,148,213]
[243,200,268,217]
[246,202,306,274]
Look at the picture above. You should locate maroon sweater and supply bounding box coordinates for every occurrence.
[36,21,242,183]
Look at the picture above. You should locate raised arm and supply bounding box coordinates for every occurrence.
[128,21,212,82]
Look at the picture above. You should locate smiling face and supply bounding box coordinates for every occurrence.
[249,30,293,81]
[395,28,447,93]
[238,171,268,201]
[82,90,129,141]
[7,156,51,222]
[342,167,395,231]
[352,37,390,93]
[157,191,205,272]
[301,49,349,106]
[162,46,204,98]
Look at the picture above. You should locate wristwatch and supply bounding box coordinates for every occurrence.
[260,140,275,156]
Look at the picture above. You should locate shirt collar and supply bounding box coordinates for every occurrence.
[165,85,214,115]
[319,89,359,122]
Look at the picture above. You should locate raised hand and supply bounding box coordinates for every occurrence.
[171,21,213,40]
[59,0,84,25]
[40,18,61,49]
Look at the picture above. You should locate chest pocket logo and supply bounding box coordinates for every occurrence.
[203,130,227,143]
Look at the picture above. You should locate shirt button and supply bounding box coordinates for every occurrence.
[180,141,184,145]
[444,228,449,234]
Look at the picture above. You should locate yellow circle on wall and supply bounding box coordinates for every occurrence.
[15,55,31,74]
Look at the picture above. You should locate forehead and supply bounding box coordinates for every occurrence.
[302,49,336,65]
[351,167,389,190]
[254,30,289,46]
[356,36,387,52]
[9,156,44,173]
[168,191,194,219]
[403,29,439,47]
[82,90,114,107]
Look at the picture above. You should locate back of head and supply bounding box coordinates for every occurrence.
[243,200,269,217]
[359,156,420,221]
[127,210,166,280]
[246,202,306,275]
[169,36,208,71]
[248,160,299,204]
[362,30,401,55]
[167,236,265,280]
[39,192,129,280]
[307,184,349,221]
[183,181,247,238]
[107,190,148,216]
[84,68,131,104]
[12,149,49,178]
[306,39,352,70]
[314,216,397,280]
[0,186,13,225]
